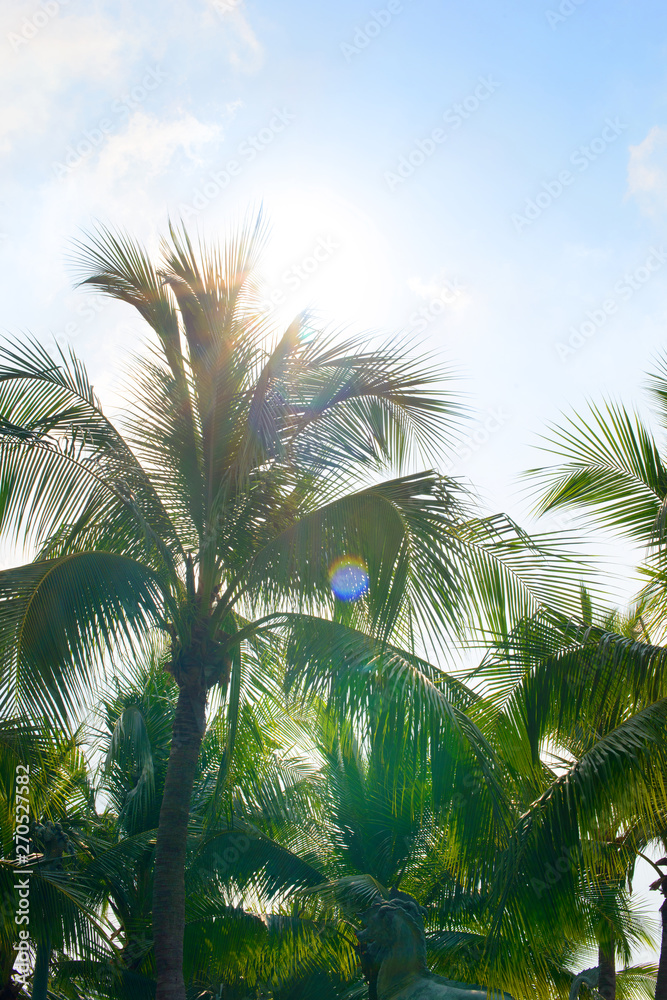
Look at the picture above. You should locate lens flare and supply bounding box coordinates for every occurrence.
[328,555,370,602]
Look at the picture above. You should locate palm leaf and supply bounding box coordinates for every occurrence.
[526,401,667,545]
[0,553,166,723]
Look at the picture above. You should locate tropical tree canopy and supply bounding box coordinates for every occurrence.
[0,216,663,1000]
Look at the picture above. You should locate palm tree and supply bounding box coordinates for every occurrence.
[0,719,106,999]
[524,354,667,634]
[24,644,660,1000]
[469,587,667,999]
[48,644,331,1000]
[521,352,667,996]
[0,215,580,998]
[9,613,658,999]
[268,662,658,1000]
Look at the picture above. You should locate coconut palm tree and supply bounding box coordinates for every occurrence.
[49,645,337,1000]
[524,353,667,635]
[468,588,667,1000]
[0,215,584,999]
[519,351,667,997]
[267,663,658,1000]
[0,719,106,999]
[10,617,658,999]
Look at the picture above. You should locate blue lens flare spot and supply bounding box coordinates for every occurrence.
[328,556,370,602]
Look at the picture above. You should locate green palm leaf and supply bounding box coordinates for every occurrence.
[526,401,667,544]
[0,553,166,723]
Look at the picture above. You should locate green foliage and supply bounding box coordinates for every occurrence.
[0,218,664,999]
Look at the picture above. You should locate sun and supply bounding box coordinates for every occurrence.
[254,184,394,333]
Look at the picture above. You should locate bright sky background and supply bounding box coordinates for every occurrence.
[3,0,667,972]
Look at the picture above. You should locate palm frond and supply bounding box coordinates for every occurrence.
[0,337,182,573]
[526,401,667,546]
[0,553,166,724]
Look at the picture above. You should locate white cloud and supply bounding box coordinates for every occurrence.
[31,108,235,260]
[627,125,667,216]
[0,9,137,153]
[6,106,236,316]
[92,110,223,184]
[203,0,263,73]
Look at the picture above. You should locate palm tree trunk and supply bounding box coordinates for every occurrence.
[598,940,616,1000]
[152,680,206,1000]
[656,898,667,1000]
[30,932,50,1000]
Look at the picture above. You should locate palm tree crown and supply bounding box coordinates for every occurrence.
[0,215,595,998]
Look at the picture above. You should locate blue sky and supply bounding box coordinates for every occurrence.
[3,0,667,522]
[3,0,667,965]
